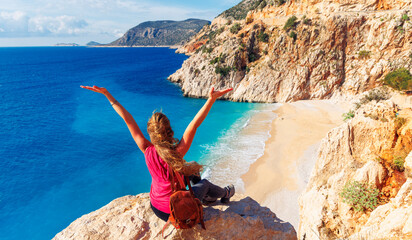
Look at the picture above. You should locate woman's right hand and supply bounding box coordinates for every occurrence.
[80,85,109,95]
[209,86,233,100]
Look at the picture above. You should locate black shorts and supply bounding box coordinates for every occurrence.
[150,202,170,222]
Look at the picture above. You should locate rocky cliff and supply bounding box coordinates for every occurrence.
[299,95,412,239]
[53,193,296,240]
[168,0,412,102]
[109,19,210,47]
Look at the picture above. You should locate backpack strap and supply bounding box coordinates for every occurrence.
[168,166,185,191]
[162,219,171,239]
[174,171,186,190]
[200,218,206,230]
[185,176,195,196]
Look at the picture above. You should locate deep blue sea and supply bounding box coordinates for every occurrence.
[0,47,276,240]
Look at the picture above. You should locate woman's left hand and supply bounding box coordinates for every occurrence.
[80,85,109,95]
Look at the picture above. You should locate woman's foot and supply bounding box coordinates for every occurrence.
[221,184,235,203]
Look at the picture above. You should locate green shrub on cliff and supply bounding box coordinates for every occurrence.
[209,27,225,40]
[284,16,298,31]
[342,110,355,121]
[383,68,412,91]
[302,15,310,25]
[289,31,297,41]
[230,23,242,34]
[210,53,226,65]
[275,0,286,6]
[402,14,409,21]
[248,52,258,62]
[258,0,267,9]
[219,0,273,20]
[395,117,407,129]
[354,88,389,109]
[200,45,213,54]
[215,66,232,77]
[392,156,405,172]
[340,181,380,212]
[358,50,371,59]
[257,31,269,42]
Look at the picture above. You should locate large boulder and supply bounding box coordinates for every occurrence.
[53,193,297,240]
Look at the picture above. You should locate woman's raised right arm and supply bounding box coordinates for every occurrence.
[80,85,151,153]
[176,87,232,157]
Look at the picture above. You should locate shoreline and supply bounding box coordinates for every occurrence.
[202,103,281,191]
[242,100,349,228]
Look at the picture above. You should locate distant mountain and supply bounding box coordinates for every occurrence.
[86,41,101,46]
[109,18,210,47]
[54,43,79,46]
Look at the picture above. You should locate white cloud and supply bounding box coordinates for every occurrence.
[0,0,233,45]
[28,15,88,35]
[0,10,88,37]
[0,11,29,36]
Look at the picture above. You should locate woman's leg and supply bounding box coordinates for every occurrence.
[192,179,227,201]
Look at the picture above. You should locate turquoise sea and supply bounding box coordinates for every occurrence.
[0,47,276,239]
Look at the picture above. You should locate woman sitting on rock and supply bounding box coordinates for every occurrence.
[80,85,235,221]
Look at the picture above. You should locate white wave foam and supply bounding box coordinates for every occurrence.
[199,103,282,193]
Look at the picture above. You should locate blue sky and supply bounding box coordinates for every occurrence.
[0,0,239,46]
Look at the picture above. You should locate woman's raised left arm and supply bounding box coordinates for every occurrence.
[81,85,151,153]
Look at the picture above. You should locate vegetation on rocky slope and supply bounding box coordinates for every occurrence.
[170,1,412,102]
[384,68,412,91]
[219,0,288,20]
[340,181,380,212]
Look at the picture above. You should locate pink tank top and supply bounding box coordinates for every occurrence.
[144,145,183,213]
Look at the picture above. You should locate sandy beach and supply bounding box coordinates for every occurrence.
[242,100,349,228]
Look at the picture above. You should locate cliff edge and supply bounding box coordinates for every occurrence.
[53,193,297,240]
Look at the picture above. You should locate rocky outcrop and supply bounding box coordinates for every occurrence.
[298,99,412,239]
[169,0,412,102]
[53,193,296,240]
[109,19,210,47]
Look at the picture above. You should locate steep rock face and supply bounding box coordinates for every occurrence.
[53,193,297,240]
[109,19,210,47]
[169,1,412,102]
[298,99,412,239]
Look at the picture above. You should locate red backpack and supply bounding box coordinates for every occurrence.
[162,167,206,237]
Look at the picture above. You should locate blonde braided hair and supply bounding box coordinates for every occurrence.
[147,112,203,176]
